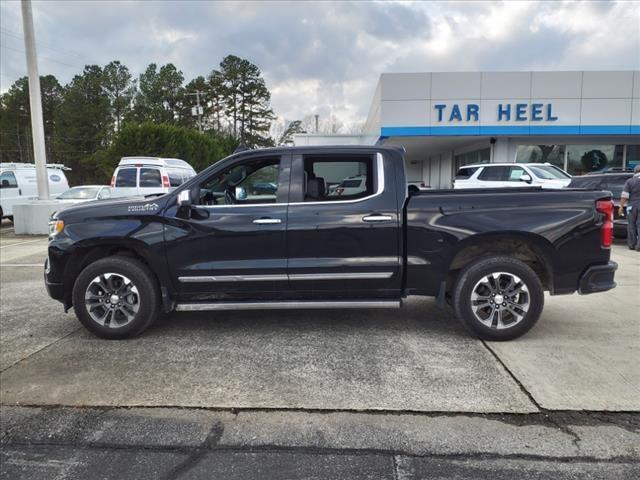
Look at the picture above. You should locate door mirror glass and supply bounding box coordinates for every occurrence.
[520,174,532,183]
[177,189,191,207]
[235,186,247,200]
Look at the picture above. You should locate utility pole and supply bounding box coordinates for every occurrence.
[21,0,49,200]
[186,91,204,133]
[314,114,319,134]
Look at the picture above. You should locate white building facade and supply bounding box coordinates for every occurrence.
[294,71,640,188]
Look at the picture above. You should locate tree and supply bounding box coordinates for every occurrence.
[130,63,184,124]
[278,120,306,145]
[179,76,209,131]
[54,65,111,183]
[218,55,275,147]
[102,60,135,133]
[0,75,64,163]
[89,122,238,180]
[207,70,226,133]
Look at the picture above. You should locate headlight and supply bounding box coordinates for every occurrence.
[48,219,64,237]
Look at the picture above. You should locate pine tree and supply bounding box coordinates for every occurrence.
[102,60,135,134]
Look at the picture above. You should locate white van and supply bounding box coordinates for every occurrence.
[0,163,70,220]
[110,157,196,197]
[453,163,572,190]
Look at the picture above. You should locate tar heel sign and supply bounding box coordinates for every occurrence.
[434,103,559,122]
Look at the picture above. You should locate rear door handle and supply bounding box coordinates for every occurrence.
[253,218,282,225]
[362,214,393,223]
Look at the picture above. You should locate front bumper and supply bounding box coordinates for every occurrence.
[578,261,618,295]
[44,256,65,303]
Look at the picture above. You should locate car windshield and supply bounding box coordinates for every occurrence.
[58,187,100,199]
[528,165,570,180]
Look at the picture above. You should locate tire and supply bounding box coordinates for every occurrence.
[72,256,159,339]
[452,256,544,341]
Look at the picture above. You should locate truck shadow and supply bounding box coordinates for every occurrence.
[149,297,468,339]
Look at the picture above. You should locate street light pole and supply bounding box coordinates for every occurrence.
[21,0,49,200]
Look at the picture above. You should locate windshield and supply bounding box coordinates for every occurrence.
[528,165,571,180]
[58,187,101,199]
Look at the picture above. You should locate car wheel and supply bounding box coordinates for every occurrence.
[452,256,544,341]
[72,256,159,339]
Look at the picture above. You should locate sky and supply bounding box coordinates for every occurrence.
[1,0,639,132]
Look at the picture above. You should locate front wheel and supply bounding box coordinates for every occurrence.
[72,256,159,339]
[452,256,544,341]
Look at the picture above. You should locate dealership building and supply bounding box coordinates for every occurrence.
[294,70,640,188]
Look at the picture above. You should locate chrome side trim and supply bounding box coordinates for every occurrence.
[175,300,401,311]
[178,274,287,283]
[288,272,393,281]
[179,271,394,283]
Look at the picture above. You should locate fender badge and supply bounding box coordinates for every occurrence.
[128,202,159,212]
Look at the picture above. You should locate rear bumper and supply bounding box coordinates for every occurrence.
[578,261,617,295]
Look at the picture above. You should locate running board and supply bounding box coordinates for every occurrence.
[175,300,402,312]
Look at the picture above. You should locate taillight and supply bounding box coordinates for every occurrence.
[596,199,613,248]
[162,175,170,188]
[110,175,116,187]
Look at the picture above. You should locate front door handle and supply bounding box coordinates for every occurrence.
[253,218,282,225]
[362,214,393,223]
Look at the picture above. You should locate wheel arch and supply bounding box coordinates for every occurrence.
[445,232,555,293]
[62,240,168,310]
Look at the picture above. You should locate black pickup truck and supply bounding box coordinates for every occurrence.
[45,146,617,340]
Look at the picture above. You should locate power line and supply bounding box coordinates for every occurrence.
[0,27,87,60]
[0,44,81,69]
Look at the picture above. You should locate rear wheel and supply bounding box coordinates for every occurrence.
[72,256,159,339]
[452,256,544,341]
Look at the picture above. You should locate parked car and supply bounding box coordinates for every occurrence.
[569,172,633,238]
[57,186,112,204]
[0,163,70,220]
[110,157,196,197]
[454,163,571,189]
[46,146,616,341]
[330,175,368,196]
[408,181,430,195]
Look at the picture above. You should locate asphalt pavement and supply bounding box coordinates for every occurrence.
[1,218,639,479]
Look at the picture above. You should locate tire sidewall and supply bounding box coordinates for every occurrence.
[454,256,544,341]
[72,257,158,339]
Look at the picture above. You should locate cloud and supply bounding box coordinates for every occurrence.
[1,0,638,132]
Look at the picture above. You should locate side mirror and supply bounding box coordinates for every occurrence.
[177,189,192,208]
[235,186,247,201]
[520,174,532,183]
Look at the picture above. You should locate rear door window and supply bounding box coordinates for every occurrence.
[0,171,18,188]
[478,166,508,181]
[115,168,137,187]
[139,168,162,187]
[167,169,184,187]
[506,166,526,181]
[602,175,631,199]
[455,167,479,179]
[303,157,373,201]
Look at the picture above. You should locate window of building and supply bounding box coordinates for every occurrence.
[139,168,162,187]
[627,145,640,170]
[0,171,18,188]
[454,148,490,172]
[566,145,623,176]
[515,145,565,169]
[303,156,373,202]
[115,168,137,187]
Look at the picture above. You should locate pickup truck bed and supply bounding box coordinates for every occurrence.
[45,145,617,341]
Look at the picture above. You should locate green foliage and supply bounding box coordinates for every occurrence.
[0,75,63,163]
[87,122,238,183]
[1,55,275,184]
[54,65,112,184]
